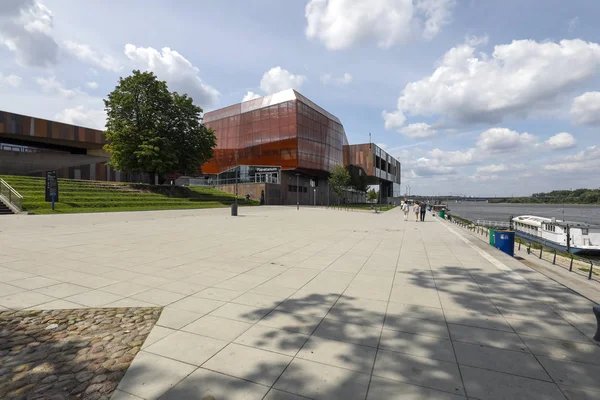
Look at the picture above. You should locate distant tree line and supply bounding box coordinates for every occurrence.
[489,188,600,204]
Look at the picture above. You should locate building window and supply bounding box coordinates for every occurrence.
[582,228,589,235]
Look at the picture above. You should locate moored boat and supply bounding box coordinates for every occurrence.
[512,215,600,255]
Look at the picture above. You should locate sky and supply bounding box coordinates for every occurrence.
[0,0,599,196]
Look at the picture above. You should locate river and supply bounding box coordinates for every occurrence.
[446,202,600,225]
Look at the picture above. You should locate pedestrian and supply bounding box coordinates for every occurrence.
[420,201,427,222]
[402,202,409,221]
[413,202,420,222]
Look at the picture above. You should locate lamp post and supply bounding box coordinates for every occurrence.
[296,173,300,210]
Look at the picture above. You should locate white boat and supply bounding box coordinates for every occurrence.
[512,215,600,255]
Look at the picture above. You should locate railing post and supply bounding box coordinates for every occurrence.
[569,255,574,271]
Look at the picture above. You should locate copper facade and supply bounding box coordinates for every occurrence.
[202,90,348,176]
[0,110,105,149]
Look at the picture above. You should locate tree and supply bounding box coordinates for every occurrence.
[104,70,216,180]
[367,188,378,202]
[329,165,350,200]
[347,165,368,193]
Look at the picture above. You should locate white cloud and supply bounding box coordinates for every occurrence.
[545,132,576,150]
[63,40,122,72]
[375,142,388,151]
[399,122,436,138]
[476,128,537,151]
[338,72,352,84]
[54,105,106,130]
[568,16,579,33]
[305,0,456,50]
[544,146,600,172]
[382,110,406,130]
[259,66,306,94]
[0,0,59,67]
[476,164,507,174]
[321,72,352,85]
[428,147,480,166]
[385,39,600,128]
[124,44,220,107]
[412,157,455,177]
[242,91,261,102]
[0,73,22,87]
[35,76,79,98]
[570,92,600,126]
[85,81,99,89]
[465,35,488,47]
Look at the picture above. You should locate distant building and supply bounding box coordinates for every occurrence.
[1,89,402,205]
[202,89,401,205]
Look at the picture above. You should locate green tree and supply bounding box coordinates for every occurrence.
[367,188,378,202]
[329,165,350,199]
[104,70,216,180]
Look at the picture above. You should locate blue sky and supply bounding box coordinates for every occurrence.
[1,0,599,196]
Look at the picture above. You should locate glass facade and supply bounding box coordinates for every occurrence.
[202,92,348,176]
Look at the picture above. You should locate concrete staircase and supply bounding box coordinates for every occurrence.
[0,199,14,215]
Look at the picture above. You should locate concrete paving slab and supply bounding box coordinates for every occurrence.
[203,343,292,386]
[373,349,465,395]
[116,351,196,400]
[160,367,270,400]
[234,324,309,356]
[1,207,598,400]
[181,315,253,341]
[460,365,566,400]
[274,358,371,400]
[144,330,228,366]
[367,376,467,400]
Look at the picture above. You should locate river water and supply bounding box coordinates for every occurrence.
[446,202,600,225]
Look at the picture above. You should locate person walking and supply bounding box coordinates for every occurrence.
[420,201,427,222]
[402,202,409,221]
[413,202,420,222]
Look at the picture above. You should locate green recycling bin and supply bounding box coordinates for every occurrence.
[489,228,495,246]
[438,210,446,219]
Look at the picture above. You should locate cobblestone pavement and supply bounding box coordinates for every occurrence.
[0,307,161,400]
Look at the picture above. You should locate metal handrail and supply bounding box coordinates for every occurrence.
[0,178,23,212]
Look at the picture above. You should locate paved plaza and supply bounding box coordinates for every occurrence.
[1,207,599,399]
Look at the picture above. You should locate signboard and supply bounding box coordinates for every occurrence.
[45,171,59,202]
[255,167,279,173]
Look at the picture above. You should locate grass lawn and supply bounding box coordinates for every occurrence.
[1,175,258,214]
[332,203,396,212]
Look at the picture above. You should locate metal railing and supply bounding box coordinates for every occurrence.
[0,178,23,212]
[476,219,511,228]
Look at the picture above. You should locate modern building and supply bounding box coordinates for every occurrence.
[1,89,401,205]
[201,89,401,205]
[0,110,147,182]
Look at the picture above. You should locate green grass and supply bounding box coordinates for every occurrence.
[332,203,396,212]
[1,175,258,214]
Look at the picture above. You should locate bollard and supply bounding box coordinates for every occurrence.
[594,305,600,342]
[589,261,594,280]
[569,255,574,271]
[231,202,238,216]
[552,249,556,265]
[539,247,543,259]
[527,243,531,254]
[518,241,521,251]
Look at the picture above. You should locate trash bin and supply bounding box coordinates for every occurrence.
[494,230,515,257]
[438,210,446,219]
[489,228,495,246]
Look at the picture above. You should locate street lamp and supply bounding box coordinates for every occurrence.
[296,173,300,210]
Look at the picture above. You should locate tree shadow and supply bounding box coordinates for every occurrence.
[118,266,600,399]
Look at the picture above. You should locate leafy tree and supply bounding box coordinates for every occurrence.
[104,70,216,180]
[347,165,368,193]
[367,188,378,202]
[329,165,350,199]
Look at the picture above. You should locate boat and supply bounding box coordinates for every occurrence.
[512,215,600,255]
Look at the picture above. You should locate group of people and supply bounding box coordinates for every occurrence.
[401,201,428,222]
